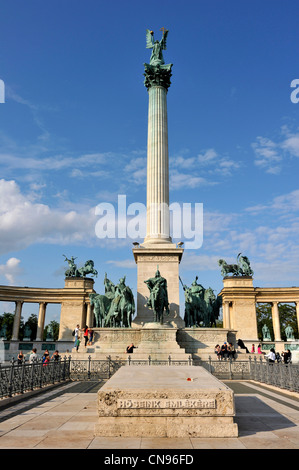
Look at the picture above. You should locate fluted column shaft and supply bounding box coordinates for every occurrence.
[12,301,23,341]
[36,302,47,341]
[144,85,171,244]
[271,301,281,341]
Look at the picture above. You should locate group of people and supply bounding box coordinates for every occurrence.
[214,341,293,364]
[265,347,292,364]
[73,325,94,351]
[214,342,236,360]
[20,348,61,364]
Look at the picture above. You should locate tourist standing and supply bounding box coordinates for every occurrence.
[29,348,38,363]
[17,350,24,364]
[88,328,94,345]
[83,325,89,348]
[74,324,80,347]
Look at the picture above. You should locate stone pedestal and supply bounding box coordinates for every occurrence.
[130,323,189,361]
[94,365,238,438]
[132,247,184,328]
[220,277,258,342]
[58,277,95,341]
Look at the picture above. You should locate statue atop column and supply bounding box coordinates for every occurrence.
[63,255,98,278]
[218,253,254,278]
[144,28,173,90]
[144,267,169,324]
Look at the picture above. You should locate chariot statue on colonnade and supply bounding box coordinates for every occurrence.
[63,255,98,278]
[218,253,254,278]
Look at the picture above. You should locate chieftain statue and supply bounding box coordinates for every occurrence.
[218,253,254,278]
[144,267,169,325]
[63,255,98,278]
[89,273,135,328]
[180,276,222,328]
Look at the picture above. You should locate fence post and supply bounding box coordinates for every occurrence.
[108,355,111,379]
[168,355,171,366]
[148,355,151,366]
[229,357,233,379]
[288,364,294,391]
[8,358,15,397]
[20,359,26,394]
[88,355,91,380]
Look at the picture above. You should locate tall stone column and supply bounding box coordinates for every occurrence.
[271,301,281,341]
[36,302,47,341]
[86,303,93,328]
[12,300,23,341]
[143,85,171,245]
[222,301,230,329]
[132,29,184,327]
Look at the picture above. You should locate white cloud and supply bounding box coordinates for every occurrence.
[246,189,299,214]
[0,179,98,254]
[252,127,299,174]
[0,257,23,285]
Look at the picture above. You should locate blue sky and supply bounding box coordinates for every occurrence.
[0,0,299,323]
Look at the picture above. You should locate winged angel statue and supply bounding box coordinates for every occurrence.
[144,29,173,90]
[146,28,169,66]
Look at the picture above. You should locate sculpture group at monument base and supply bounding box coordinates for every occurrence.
[94,365,238,438]
[69,325,237,362]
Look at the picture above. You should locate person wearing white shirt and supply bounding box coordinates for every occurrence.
[265,348,276,363]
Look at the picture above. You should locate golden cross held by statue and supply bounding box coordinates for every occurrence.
[160,27,167,36]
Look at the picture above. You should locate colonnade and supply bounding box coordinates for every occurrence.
[222,299,299,341]
[9,299,94,341]
[0,278,95,342]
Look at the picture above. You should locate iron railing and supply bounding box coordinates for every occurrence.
[248,356,299,393]
[1,354,298,400]
[0,357,71,399]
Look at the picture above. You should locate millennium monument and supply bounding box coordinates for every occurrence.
[0,29,298,366]
[132,28,184,328]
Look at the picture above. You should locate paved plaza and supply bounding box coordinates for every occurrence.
[0,379,298,449]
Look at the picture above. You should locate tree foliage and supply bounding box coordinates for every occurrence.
[256,303,298,341]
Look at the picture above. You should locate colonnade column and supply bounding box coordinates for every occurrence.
[11,301,23,341]
[86,303,93,328]
[35,302,47,341]
[222,301,230,329]
[296,302,299,335]
[271,301,281,341]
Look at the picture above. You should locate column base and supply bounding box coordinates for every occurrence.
[132,246,184,328]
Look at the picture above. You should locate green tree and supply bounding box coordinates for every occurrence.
[0,312,15,340]
[43,320,60,341]
[278,303,298,341]
[256,303,298,341]
[20,314,38,341]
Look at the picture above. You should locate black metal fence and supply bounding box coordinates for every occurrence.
[1,355,298,400]
[248,356,299,393]
[0,357,71,399]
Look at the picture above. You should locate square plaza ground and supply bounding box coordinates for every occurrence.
[0,379,298,450]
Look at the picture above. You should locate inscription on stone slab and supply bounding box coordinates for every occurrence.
[117,399,216,409]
